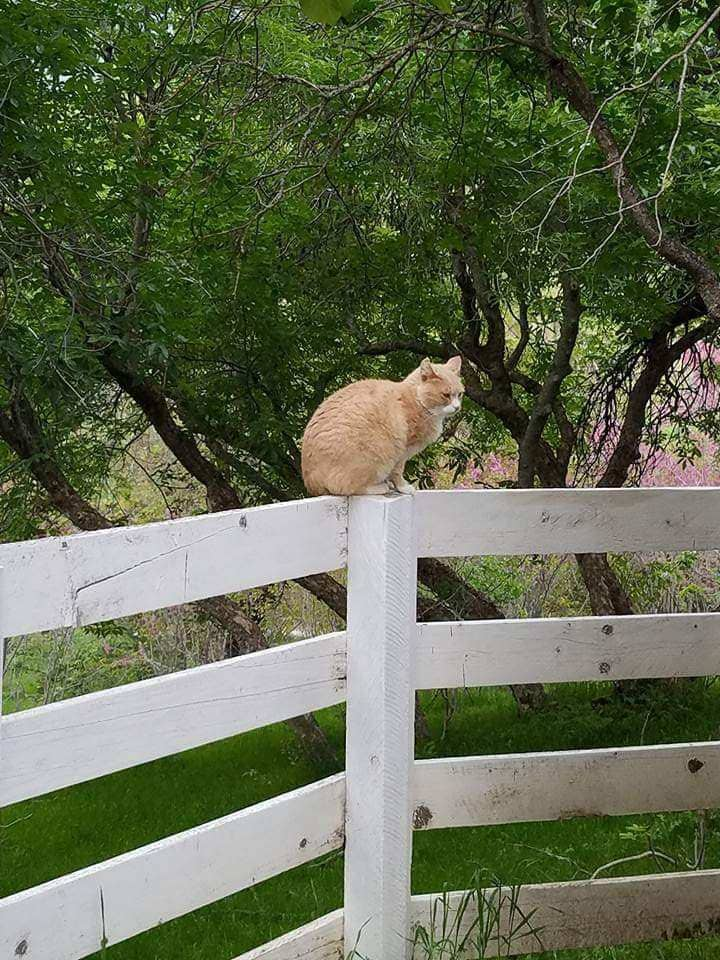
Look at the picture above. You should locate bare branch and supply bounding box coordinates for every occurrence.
[599,312,715,488]
[507,299,530,370]
[517,274,581,486]
[522,0,720,319]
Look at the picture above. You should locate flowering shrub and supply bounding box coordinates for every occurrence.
[457,452,517,489]
[642,435,720,487]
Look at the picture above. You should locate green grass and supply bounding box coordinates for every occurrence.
[3,680,720,958]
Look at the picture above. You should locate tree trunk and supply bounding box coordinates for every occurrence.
[417,557,547,711]
[295,572,348,619]
[200,595,340,765]
[575,553,629,616]
[576,552,655,700]
[0,394,338,765]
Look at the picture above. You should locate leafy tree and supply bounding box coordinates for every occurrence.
[2,0,719,735]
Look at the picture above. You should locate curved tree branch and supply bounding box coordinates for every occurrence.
[518,274,581,486]
[522,0,720,319]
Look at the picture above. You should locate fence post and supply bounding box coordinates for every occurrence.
[344,494,416,960]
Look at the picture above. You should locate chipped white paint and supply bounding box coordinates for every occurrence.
[0,632,346,807]
[410,870,720,956]
[415,487,720,557]
[0,496,347,637]
[415,613,720,689]
[0,774,345,960]
[344,495,416,960]
[413,742,720,829]
[235,910,344,960]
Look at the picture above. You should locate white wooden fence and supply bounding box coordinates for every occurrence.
[1,488,720,959]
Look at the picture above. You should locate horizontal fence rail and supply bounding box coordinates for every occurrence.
[415,487,720,557]
[236,910,344,960]
[409,870,720,957]
[0,497,346,637]
[0,775,345,960]
[6,607,720,807]
[1,487,716,638]
[415,612,720,688]
[413,742,720,828]
[235,869,720,960]
[0,633,346,807]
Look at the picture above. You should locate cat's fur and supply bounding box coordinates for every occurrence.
[301,356,464,496]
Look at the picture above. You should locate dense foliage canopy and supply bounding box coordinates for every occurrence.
[2,1,719,716]
[3,0,719,522]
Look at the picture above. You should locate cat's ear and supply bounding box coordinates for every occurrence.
[446,355,462,373]
[420,357,437,381]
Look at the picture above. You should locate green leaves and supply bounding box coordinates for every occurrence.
[299,0,353,25]
[2,0,720,531]
[590,0,638,39]
[299,0,450,23]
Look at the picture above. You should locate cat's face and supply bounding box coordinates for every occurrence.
[417,357,465,417]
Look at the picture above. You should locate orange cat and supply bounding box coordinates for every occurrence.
[301,357,464,496]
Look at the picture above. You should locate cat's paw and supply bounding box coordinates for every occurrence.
[361,481,394,495]
[394,480,416,495]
